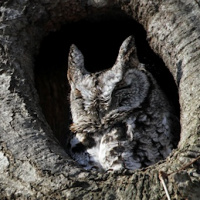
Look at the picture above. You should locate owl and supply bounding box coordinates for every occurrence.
[67,36,178,171]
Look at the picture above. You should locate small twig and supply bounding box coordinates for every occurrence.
[159,171,171,200]
[159,154,200,199]
[167,154,200,176]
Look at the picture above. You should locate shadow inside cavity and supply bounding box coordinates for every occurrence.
[34,15,180,149]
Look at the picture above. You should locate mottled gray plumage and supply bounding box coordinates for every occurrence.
[67,36,178,171]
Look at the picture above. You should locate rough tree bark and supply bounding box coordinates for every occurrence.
[0,0,200,199]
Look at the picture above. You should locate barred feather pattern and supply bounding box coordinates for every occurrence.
[67,36,178,171]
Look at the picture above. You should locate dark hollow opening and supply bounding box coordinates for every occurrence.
[34,14,180,150]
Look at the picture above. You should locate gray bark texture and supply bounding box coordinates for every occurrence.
[0,0,200,199]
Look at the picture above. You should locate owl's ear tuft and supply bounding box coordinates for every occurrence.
[68,44,88,83]
[116,35,139,67]
[107,36,138,80]
[68,44,85,69]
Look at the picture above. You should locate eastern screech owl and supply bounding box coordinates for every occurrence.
[67,36,178,171]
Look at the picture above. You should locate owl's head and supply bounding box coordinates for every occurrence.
[67,36,150,132]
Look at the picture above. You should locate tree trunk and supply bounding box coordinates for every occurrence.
[0,0,200,199]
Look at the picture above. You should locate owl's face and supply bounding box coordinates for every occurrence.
[67,36,149,133]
